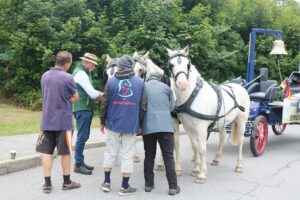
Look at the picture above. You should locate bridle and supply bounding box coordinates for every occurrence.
[168,52,191,82]
[133,56,147,80]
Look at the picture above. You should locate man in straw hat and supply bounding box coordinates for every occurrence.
[72,53,103,175]
[100,55,146,196]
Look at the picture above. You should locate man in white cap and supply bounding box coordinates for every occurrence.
[72,53,103,175]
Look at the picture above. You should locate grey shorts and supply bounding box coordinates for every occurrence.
[36,130,73,155]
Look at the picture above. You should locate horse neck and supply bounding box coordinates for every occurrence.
[145,59,164,79]
[173,65,201,104]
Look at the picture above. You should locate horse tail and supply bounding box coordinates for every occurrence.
[231,121,239,146]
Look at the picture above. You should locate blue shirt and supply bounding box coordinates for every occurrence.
[106,76,144,133]
[41,67,77,131]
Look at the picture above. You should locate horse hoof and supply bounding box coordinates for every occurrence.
[133,156,140,163]
[195,178,205,184]
[176,170,182,176]
[155,165,165,171]
[235,167,243,173]
[191,171,199,177]
[211,160,219,166]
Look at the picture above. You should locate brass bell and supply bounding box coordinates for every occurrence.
[270,39,288,55]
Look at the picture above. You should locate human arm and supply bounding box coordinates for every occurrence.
[74,71,103,99]
[139,84,147,127]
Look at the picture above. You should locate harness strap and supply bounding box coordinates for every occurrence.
[175,79,246,129]
[222,84,246,112]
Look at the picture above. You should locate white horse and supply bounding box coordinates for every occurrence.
[167,46,250,183]
[133,51,183,176]
[105,54,147,80]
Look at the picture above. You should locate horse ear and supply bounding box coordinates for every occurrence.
[106,54,112,62]
[133,51,139,57]
[167,48,174,56]
[143,51,149,59]
[183,46,189,55]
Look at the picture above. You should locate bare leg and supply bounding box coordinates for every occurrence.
[61,154,71,175]
[42,154,52,177]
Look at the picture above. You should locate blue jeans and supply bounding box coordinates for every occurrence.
[74,110,93,165]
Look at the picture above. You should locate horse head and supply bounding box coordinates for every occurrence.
[167,46,191,91]
[132,51,148,79]
[104,54,119,81]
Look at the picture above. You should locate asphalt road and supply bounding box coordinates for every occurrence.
[0,125,299,200]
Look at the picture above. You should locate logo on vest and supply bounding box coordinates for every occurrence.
[118,79,133,98]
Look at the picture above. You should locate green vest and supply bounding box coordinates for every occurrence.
[72,63,96,112]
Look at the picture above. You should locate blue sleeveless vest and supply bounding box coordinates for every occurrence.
[107,76,144,133]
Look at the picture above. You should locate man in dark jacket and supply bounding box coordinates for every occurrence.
[100,55,146,196]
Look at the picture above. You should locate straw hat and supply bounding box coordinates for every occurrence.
[80,53,98,65]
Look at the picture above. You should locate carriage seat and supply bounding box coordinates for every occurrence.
[289,72,300,95]
[247,80,278,101]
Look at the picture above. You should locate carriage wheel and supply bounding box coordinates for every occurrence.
[250,115,268,157]
[271,123,286,135]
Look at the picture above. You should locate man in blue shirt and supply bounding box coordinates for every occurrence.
[100,55,146,196]
[36,51,80,193]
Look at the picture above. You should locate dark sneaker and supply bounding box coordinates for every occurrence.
[74,165,92,175]
[43,184,52,194]
[84,163,94,170]
[144,185,154,192]
[62,181,81,190]
[101,182,111,192]
[168,185,180,196]
[118,185,137,196]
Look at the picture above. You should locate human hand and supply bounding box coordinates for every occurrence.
[70,93,79,103]
[136,128,142,136]
[96,92,104,100]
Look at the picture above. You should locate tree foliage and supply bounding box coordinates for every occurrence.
[0,0,300,109]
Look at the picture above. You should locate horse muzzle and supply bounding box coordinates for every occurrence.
[176,73,189,91]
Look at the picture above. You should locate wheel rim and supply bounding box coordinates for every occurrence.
[255,118,267,154]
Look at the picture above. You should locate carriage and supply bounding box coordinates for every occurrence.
[237,70,300,157]
[227,28,300,157]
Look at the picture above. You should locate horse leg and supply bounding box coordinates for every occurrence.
[133,154,140,162]
[211,129,226,166]
[173,118,182,176]
[232,120,245,173]
[195,130,207,184]
[155,151,165,171]
[186,131,200,177]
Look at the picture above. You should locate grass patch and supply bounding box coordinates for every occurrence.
[0,102,100,136]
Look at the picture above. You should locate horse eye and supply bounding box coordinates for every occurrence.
[170,63,174,68]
